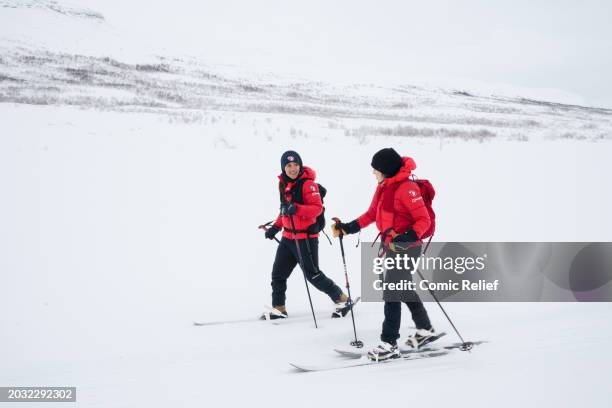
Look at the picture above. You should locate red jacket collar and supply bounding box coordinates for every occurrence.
[278,166,316,183]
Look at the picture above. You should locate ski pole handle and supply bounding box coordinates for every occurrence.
[258,222,281,244]
[331,217,345,239]
[257,221,273,230]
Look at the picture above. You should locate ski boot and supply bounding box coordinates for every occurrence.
[367,341,400,362]
[405,327,439,348]
[332,296,360,318]
[260,306,287,321]
[332,301,350,318]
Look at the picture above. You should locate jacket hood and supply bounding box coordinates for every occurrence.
[278,165,316,183]
[385,157,416,185]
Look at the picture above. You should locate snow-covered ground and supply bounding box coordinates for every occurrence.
[1,1,612,407]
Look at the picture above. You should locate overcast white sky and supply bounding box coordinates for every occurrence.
[96,0,612,108]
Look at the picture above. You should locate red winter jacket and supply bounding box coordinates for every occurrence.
[273,166,322,240]
[357,157,431,244]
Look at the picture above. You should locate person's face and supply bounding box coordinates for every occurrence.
[373,168,385,183]
[284,162,301,180]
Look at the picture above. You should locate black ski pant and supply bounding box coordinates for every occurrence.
[380,244,432,345]
[271,237,343,307]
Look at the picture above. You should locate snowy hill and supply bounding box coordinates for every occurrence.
[1,1,612,407]
[2,0,612,142]
[2,44,612,141]
[1,0,103,20]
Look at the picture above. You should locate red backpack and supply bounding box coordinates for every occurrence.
[411,176,436,239]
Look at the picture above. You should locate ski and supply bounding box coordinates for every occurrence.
[193,318,260,327]
[335,337,488,359]
[193,306,287,326]
[334,332,447,357]
[290,350,450,372]
[193,300,361,327]
[193,318,298,327]
[334,332,445,358]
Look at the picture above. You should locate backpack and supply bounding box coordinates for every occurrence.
[279,179,327,234]
[411,176,436,239]
[380,175,436,242]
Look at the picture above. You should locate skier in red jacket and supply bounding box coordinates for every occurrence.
[261,151,349,320]
[333,148,437,361]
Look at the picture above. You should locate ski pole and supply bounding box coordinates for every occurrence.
[289,214,318,329]
[332,218,363,348]
[415,236,472,351]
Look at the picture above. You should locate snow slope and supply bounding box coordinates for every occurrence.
[2,102,612,407]
[1,2,612,407]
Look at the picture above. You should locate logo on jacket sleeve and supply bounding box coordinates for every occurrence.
[310,184,320,196]
[408,190,417,197]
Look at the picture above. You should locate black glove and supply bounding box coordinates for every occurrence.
[265,225,281,240]
[280,202,297,216]
[334,220,361,236]
[392,229,418,243]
